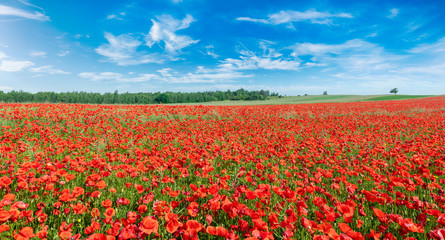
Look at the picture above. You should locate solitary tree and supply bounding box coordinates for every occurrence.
[390,88,398,95]
[323,91,328,95]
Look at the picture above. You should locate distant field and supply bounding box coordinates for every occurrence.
[173,94,436,106]
[362,95,434,101]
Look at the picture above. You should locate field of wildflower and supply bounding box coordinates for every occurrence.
[0,96,444,240]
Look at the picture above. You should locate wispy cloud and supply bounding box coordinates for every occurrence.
[291,39,372,56]
[17,0,44,11]
[0,86,13,91]
[0,4,49,21]
[202,45,219,58]
[0,51,8,59]
[156,67,251,83]
[1,51,40,72]
[79,72,158,83]
[30,65,70,74]
[145,14,199,53]
[96,32,163,66]
[396,37,445,79]
[237,9,352,26]
[408,37,445,54]
[29,51,47,58]
[96,15,198,66]
[387,8,399,18]
[79,72,123,81]
[0,60,34,72]
[284,37,445,94]
[74,34,90,39]
[120,74,159,83]
[106,12,126,20]
[219,41,301,70]
[57,50,70,57]
[80,65,252,84]
[290,39,398,72]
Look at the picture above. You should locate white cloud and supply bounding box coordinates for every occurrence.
[94,42,298,84]
[57,50,70,57]
[0,60,34,72]
[145,14,199,53]
[156,67,252,83]
[395,38,445,79]
[172,0,183,3]
[96,15,198,65]
[97,33,140,59]
[219,42,301,71]
[0,86,13,91]
[79,72,123,81]
[237,9,352,25]
[79,65,252,84]
[107,12,126,20]
[74,34,90,39]
[106,14,119,20]
[221,55,300,71]
[393,63,445,76]
[387,8,399,18]
[236,17,269,24]
[291,39,372,56]
[203,45,219,58]
[29,51,46,57]
[0,51,8,59]
[30,65,70,74]
[0,4,49,21]
[79,72,159,83]
[96,32,163,66]
[121,74,158,82]
[405,23,420,33]
[17,0,44,11]
[284,37,445,94]
[291,39,400,72]
[408,37,445,54]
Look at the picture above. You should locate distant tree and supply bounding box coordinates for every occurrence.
[390,88,398,95]
[0,88,273,104]
[323,91,328,95]
[304,94,308,96]
[113,90,119,103]
[154,93,169,104]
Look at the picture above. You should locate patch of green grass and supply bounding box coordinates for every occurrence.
[363,95,433,101]
[170,95,438,106]
[170,95,378,106]
[290,95,357,101]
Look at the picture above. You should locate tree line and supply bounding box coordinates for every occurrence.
[0,89,279,104]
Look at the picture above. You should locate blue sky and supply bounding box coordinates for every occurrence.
[1,0,444,95]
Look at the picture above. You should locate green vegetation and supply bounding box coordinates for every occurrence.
[0,90,435,106]
[0,89,277,104]
[363,95,433,101]
[390,88,399,95]
[174,95,436,106]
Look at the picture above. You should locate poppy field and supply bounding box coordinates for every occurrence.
[0,96,444,240]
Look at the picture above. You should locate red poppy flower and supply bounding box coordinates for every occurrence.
[14,227,35,240]
[187,202,199,217]
[139,216,158,235]
[86,233,107,240]
[0,224,10,233]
